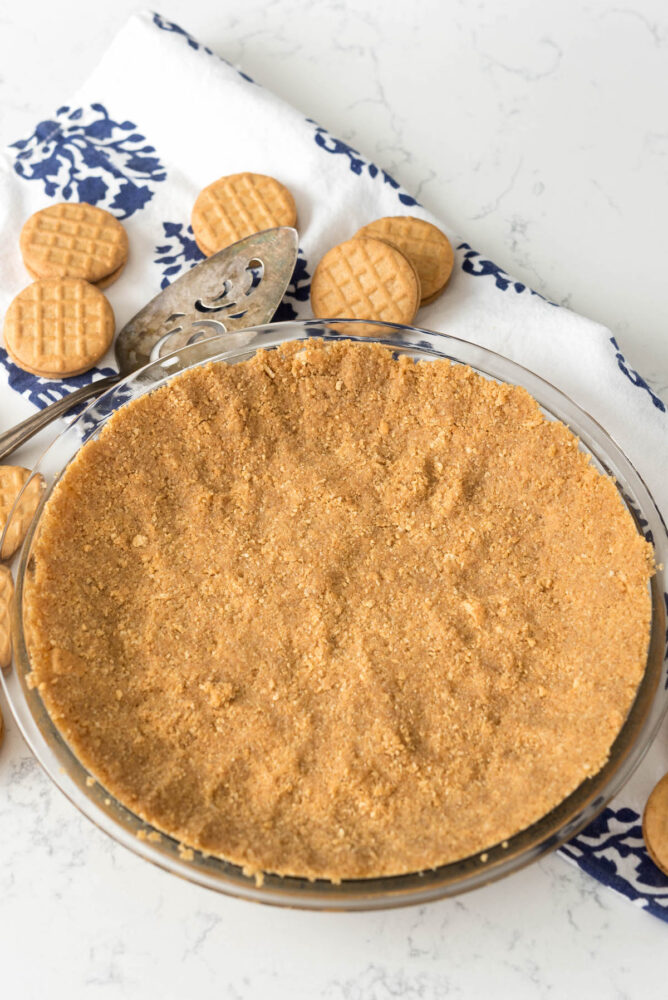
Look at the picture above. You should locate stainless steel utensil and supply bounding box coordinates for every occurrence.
[0,227,298,461]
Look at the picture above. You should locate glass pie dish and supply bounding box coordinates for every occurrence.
[2,319,667,910]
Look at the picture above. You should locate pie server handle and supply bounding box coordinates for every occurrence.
[0,375,120,463]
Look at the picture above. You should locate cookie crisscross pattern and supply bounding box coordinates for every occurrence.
[0,467,43,560]
[0,565,14,669]
[193,173,296,254]
[4,279,114,376]
[0,466,30,524]
[356,217,454,300]
[311,238,420,324]
[21,203,128,283]
[0,465,36,560]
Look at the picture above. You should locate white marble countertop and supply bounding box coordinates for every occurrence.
[1,1,666,996]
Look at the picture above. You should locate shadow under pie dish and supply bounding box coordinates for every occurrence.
[4,320,667,910]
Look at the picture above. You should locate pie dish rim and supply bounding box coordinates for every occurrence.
[3,318,666,911]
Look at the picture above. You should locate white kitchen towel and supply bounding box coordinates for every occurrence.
[1,10,666,919]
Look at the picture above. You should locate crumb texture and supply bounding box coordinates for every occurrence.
[24,341,654,880]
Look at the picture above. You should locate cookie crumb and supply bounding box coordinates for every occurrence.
[24,340,654,882]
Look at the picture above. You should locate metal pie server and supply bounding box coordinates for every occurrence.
[0,227,299,462]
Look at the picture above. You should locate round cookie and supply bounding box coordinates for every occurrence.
[90,259,126,290]
[191,173,297,256]
[355,216,454,304]
[643,772,668,876]
[310,236,421,328]
[0,466,43,560]
[20,202,128,284]
[0,565,14,669]
[3,279,115,378]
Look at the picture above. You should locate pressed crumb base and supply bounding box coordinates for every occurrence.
[24,341,654,880]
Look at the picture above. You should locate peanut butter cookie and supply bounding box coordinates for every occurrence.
[20,202,128,285]
[0,566,14,669]
[192,172,297,256]
[0,465,43,560]
[355,216,454,304]
[310,237,421,327]
[3,279,115,378]
[643,773,668,876]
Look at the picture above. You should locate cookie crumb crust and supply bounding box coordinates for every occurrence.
[24,341,654,880]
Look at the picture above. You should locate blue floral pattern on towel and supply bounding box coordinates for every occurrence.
[458,242,552,302]
[309,121,418,207]
[10,103,166,218]
[0,347,116,412]
[560,807,668,923]
[623,493,655,546]
[152,11,214,54]
[154,222,205,289]
[152,13,255,84]
[273,249,311,321]
[610,337,666,414]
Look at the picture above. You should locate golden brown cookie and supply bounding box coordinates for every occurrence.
[20,202,128,284]
[0,565,14,670]
[3,279,115,378]
[355,216,454,304]
[191,173,297,256]
[90,260,126,290]
[310,236,421,327]
[25,258,126,291]
[643,772,668,875]
[0,466,44,560]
